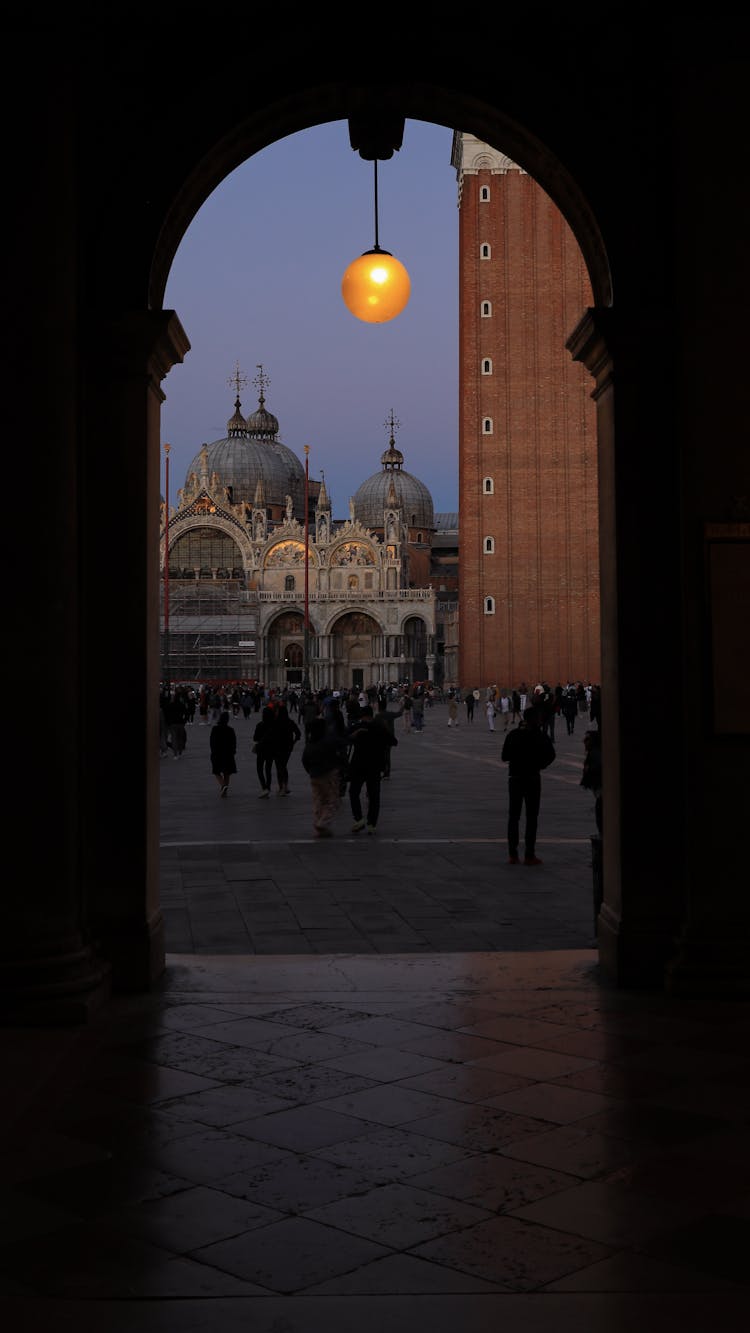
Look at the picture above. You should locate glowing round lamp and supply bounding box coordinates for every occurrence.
[341,246,411,324]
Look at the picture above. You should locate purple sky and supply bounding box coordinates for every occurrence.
[161,119,459,519]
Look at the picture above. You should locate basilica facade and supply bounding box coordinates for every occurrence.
[159,372,437,692]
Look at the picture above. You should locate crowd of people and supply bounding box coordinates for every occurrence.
[158,677,601,845]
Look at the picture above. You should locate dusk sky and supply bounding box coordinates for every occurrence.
[161,118,460,519]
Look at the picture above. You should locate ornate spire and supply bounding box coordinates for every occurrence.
[253,477,265,507]
[226,395,247,438]
[226,363,249,437]
[317,470,330,511]
[381,408,404,470]
[246,363,279,440]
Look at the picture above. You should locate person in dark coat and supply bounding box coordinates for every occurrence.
[272,703,301,796]
[209,711,237,797]
[347,705,397,834]
[501,705,556,865]
[253,706,276,798]
[301,716,345,837]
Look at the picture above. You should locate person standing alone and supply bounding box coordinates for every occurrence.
[210,710,237,797]
[501,706,556,865]
[347,705,396,833]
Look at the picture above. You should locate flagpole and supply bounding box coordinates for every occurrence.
[163,442,171,687]
[303,445,310,691]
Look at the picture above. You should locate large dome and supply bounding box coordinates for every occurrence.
[352,429,434,531]
[182,380,306,516]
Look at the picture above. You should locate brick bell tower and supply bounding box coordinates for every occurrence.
[452,132,600,691]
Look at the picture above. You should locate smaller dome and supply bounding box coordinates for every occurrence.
[246,400,279,439]
[227,396,247,438]
[352,412,434,532]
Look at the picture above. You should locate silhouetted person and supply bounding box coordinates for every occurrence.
[210,711,237,797]
[501,705,556,865]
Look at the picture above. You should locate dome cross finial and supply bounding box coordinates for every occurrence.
[227,361,248,400]
[384,408,401,446]
[254,364,271,407]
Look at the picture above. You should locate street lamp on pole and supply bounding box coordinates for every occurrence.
[303,445,310,691]
[163,442,171,688]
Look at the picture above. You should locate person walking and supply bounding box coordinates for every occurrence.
[411,688,425,732]
[465,690,476,723]
[209,710,237,797]
[252,705,276,798]
[373,696,402,776]
[301,715,346,838]
[498,690,511,730]
[447,695,459,727]
[485,696,496,732]
[165,688,189,759]
[501,705,556,865]
[272,702,301,796]
[347,705,396,834]
[401,690,412,733]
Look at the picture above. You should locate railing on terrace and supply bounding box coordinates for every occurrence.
[257,589,434,602]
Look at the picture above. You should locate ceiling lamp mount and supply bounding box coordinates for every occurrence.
[341,156,411,325]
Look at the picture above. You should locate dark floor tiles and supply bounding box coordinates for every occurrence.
[469,1045,599,1081]
[212,1152,378,1212]
[316,1083,454,1127]
[410,1213,613,1291]
[139,1127,299,1183]
[320,1047,449,1081]
[115,1183,286,1252]
[305,1180,493,1248]
[543,1249,747,1293]
[407,1153,580,1213]
[484,1081,618,1124]
[400,1103,553,1152]
[396,1064,534,1103]
[230,1104,380,1152]
[397,1031,511,1063]
[303,1250,507,1293]
[157,1084,294,1127]
[189,1013,310,1048]
[511,1177,704,1248]
[262,1002,380,1029]
[247,1064,377,1104]
[310,1127,474,1181]
[192,1214,393,1293]
[498,1123,642,1178]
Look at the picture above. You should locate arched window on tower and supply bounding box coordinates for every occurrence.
[483,477,494,494]
[484,596,495,614]
[480,242,491,259]
[481,358,493,375]
[483,418,493,434]
[480,185,490,202]
[481,301,492,317]
[484,536,495,554]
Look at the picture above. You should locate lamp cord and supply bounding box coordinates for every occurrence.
[373,159,380,252]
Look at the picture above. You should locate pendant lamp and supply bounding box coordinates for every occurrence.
[341,159,411,324]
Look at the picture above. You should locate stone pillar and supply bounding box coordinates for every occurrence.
[568,309,687,988]
[2,67,114,1023]
[82,311,190,994]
